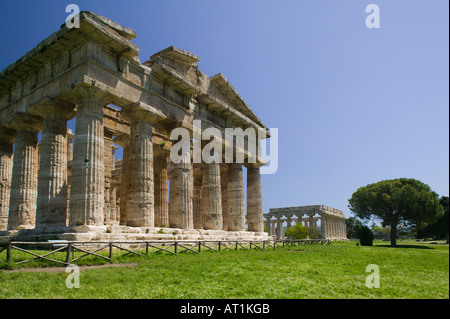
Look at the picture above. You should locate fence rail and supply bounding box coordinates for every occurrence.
[0,239,331,266]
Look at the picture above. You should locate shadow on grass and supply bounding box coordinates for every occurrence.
[373,244,434,250]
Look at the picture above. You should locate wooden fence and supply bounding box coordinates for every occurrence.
[0,239,331,266]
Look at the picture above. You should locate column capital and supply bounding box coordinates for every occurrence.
[6,112,43,133]
[121,101,166,124]
[29,96,75,120]
[0,126,15,144]
[71,84,112,106]
[243,160,267,169]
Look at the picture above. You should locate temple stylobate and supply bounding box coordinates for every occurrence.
[0,12,271,241]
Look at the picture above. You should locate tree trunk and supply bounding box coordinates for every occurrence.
[390,222,397,247]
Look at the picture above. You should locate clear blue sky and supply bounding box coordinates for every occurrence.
[1,0,448,218]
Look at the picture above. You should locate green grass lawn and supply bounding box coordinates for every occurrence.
[0,240,448,299]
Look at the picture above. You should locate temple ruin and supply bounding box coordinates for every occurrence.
[0,12,270,241]
[0,12,347,243]
[265,205,347,240]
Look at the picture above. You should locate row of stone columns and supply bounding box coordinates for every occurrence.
[322,216,346,240]
[265,214,347,240]
[0,86,265,233]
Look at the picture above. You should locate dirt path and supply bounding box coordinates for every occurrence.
[2,263,139,273]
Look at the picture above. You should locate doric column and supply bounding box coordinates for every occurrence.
[201,162,223,230]
[115,134,131,226]
[276,216,283,239]
[154,149,169,227]
[270,220,276,237]
[220,164,229,230]
[121,113,153,227]
[69,86,109,226]
[193,164,203,229]
[169,156,193,229]
[246,164,264,232]
[328,217,333,239]
[0,128,14,231]
[320,215,328,239]
[227,163,245,231]
[331,217,336,239]
[66,128,74,225]
[308,213,315,229]
[103,129,114,225]
[264,216,271,234]
[122,103,165,228]
[338,219,341,239]
[343,219,347,239]
[286,215,292,230]
[32,98,74,228]
[110,183,118,224]
[7,114,42,230]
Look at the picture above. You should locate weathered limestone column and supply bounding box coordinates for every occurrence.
[169,156,193,229]
[154,149,169,227]
[0,128,14,231]
[220,164,229,230]
[115,134,132,226]
[67,129,74,163]
[227,163,245,231]
[69,87,109,227]
[66,129,74,225]
[335,218,339,239]
[122,113,154,227]
[110,183,118,224]
[193,164,203,229]
[328,217,333,239]
[308,213,315,229]
[341,219,345,239]
[246,164,264,232]
[330,217,336,239]
[286,215,292,230]
[270,220,276,237]
[276,216,283,240]
[122,103,165,228]
[8,114,42,230]
[264,216,271,234]
[343,219,347,239]
[320,215,328,239]
[201,162,223,230]
[103,129,114,225]
[33,100,74,228]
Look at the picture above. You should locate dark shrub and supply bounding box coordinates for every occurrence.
[357,225,373,246]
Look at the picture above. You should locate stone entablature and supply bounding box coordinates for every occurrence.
[264,205,347,240]
[0,12,270,242]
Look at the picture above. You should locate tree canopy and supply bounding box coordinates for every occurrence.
[348,178,443,247]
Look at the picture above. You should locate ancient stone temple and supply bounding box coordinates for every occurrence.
[0,12,270,241]
[265,205,347,240]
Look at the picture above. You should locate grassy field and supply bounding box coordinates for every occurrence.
[0,240,448,299]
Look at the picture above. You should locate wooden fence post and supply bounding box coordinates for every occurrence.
[66,243,71,264]
[6,242,11,263]
[109,242,113,260]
